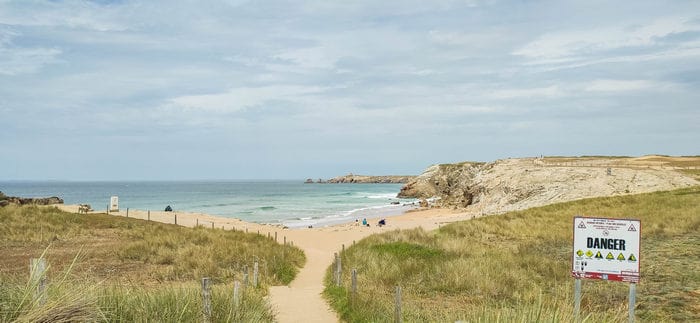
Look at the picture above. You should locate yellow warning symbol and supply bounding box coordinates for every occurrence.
[606,252,614,260]
[595,251,603,259]
[617,253,625,261]
[585,250,593,257]
[576,250,584,257]
[628,254,637,262]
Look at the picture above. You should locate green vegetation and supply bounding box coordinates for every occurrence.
[0,205,305,322]
[324,186,700,322]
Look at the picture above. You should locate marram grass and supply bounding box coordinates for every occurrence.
[325,186,700,322]
[0,205,304,322]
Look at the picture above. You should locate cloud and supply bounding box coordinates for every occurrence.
[0,29,61,75]
[513,15,700,66]
[584,79,677,93]
[488,85,564,99]
[1,1,699,180]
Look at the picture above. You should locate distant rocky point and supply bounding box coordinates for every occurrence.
[315,173,416,184]
[0,191,64,207]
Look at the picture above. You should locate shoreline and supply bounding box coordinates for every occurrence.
[54,202,478,236]
[55,202,427,231]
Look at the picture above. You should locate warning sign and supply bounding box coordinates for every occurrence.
[572,216,641,283]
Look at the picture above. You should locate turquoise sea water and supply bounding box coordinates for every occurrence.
[0,181,417,228]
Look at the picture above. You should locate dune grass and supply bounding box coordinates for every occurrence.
[324,186,700,322]
[0,205,304,285]
[0,205,305,322]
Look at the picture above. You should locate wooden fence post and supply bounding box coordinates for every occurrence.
[211,222,214,229]
[335,252,342,287]
[253,260,259,288]
[175,214,177,225]
[201,277,212,323]
[126,208,129,217]
[244,265,249,288]
[29,258,47,306]
[284,236,287,245]
[395,285,402,323]
[233,280,241,308]
[196,219,199,226]
[351,268,357,301]
[275,232,278,243]
[147,210,150,221]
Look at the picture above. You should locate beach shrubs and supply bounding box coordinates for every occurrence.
[324,186,700,322]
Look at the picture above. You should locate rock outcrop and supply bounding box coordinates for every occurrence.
[0,191,64,207]
[326,174,416,184]
[399,156,700,214]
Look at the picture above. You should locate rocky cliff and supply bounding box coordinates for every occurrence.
[326,174,416,184]
[398,156,700,214]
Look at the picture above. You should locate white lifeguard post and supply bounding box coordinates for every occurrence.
[109,196,119,212]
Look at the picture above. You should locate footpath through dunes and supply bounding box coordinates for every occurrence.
[50,204,469,322]
[266,208,470,323]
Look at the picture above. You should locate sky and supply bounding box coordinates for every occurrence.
[1,0,699,180]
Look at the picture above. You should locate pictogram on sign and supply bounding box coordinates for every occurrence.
[617,253,625,261]
[628,254,637,262]
[628,224,637,232]
[606,252,614,260]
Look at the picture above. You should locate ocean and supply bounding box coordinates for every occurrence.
[0,181,417,228]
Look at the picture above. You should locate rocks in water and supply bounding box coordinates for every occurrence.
[165,205,173,212]
[326,174,416,184]
[0,191,64,207]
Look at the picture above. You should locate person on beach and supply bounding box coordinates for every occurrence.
[362,218,367,226]
[378,219,386,227]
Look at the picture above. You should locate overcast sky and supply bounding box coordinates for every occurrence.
[1,0,699,180]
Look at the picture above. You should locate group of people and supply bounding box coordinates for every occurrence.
[356,218,386,227]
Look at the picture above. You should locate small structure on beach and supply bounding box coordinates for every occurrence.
[109,196,119,212]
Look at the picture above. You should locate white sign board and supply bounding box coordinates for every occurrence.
[572,216,640,283]
[110,196,119,212]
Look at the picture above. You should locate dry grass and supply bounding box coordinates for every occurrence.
[0,205,304,285]
[325,186,700,322]
[0,206,305,322]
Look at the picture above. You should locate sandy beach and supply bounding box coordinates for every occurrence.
[55,204,477,323]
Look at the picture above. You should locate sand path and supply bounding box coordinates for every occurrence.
[55,205,473,322]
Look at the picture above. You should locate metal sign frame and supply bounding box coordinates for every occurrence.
[571,216,641,283]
